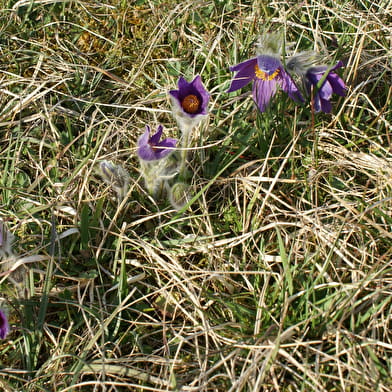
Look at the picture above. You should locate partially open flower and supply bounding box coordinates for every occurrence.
[0,309,9,339]
[169,75,210,131]
[137,125,178,196]
[305,61,346,113]
[227,54,304,112]
[137,125,177,161]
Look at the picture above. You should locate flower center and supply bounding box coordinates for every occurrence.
[181,94,200,114]
[148,142,159,151]
[254,65,280,81]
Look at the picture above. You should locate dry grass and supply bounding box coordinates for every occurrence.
[0,0,391,391]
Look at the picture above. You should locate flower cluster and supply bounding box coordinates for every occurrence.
[137,75,210,208]
[228,33,346,113]
[103,31,346,210]
[0,31,348,347]
[227,54,304,112]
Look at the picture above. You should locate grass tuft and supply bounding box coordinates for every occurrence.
[0,0,391,391]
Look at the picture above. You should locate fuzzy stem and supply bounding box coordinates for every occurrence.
[140,160,162,196]
[178,126,193,178]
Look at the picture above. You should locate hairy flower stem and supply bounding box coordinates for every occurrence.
[178,126,193,179]
[140,160,162,196]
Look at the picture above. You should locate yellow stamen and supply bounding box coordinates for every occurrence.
[254,65,280,81]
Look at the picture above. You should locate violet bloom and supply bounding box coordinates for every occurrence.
[227,54,304,112]
[0,309,9,339]
[305,61,346,113]
[169,75,210,130]
[137,125,177,161]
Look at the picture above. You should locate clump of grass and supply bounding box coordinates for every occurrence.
[0,0,391,391]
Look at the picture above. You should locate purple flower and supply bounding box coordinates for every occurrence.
[169,75,210,117]
[305,61,346,113]
[137,125,177,161]
[227,54,304,112]
[0,309,9,339]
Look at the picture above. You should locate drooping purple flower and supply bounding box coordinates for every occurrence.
[227,54,304,112]
[0,309,10,339]
[137,125,177,161]
[305,61,346,113]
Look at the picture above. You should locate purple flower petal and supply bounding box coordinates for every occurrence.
[278,68,304,103]
[169,89,181,101]
[191,75,210,115]
[312,95,321,112]
[253,79,277,112]
[327,73,346,96]
[330,60,344,72]
[138,144,157,161]
[138,126,150,147]
[137,125,177,161]
[317,80,333,101]
[0,309,9,339]
[227,58,258,92]
[149,125,164,145]
[153,138,178,160]
[256,55,281,75]
[320,98,332,113]
[177,76,190,97]
[305,61,346,113]
[174,76,199,102]
[155,137,177,149]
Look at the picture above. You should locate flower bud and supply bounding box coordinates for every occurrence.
[169,182,191,210]
[98,160,130,201]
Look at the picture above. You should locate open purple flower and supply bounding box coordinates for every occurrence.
[227,54,304,112]
[169,75,210,131]
[170,75,209,117]
[0,309,9,339]
[305,61,346,113]
[137,125,177,161]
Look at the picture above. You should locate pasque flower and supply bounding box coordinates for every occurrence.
[305,61,346,113]
[137,125,177,161]
[137,125,178,196]
[227,54,304,112]
[169,75,210,130]
[0,309,9,339]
